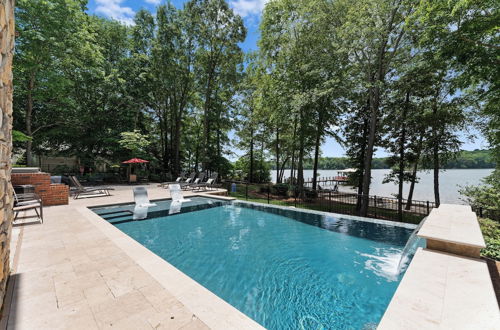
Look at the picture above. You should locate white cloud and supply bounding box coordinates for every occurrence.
[95,0,136,25]
[144,0,161,4]
[230,0,269,18]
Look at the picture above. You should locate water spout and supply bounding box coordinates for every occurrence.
[396,217,427,274]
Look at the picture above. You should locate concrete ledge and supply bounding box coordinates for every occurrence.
[378,248,500,329]
[418,204,485,257]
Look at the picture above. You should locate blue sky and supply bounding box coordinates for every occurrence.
[87,0,487,158]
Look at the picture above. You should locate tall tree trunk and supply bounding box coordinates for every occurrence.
[260,140,265,183]
[312,111,323,190]
[432,97,441,207]
[172,106,182,176]
[433,144,440,207]
[360,86,380,216]
[202,66,215,172]
[397,92,409,221]
[194,138,199,173]
[216,122,221,176]
[279,156,288,183]
[159,117,167,174]
[359,4,401,216]
[289,117,298,184]
[249,126,254,183]
[297,108,305,193]
[275,127,280,183]
[26,74,35,166]
[406,133,424,210]
[356,113,369,211]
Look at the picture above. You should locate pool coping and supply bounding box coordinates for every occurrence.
[78,193,263,330]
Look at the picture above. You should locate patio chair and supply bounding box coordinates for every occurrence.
[182,173,205,190]
[132,187,157,220]
[159,176,182,188]
[191,173,218,191]
[168,184,191,215]
[70,176,114,199]
[13,191,43,223]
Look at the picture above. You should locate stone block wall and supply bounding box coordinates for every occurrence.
[0,0,14,311]
[12,173,69,206]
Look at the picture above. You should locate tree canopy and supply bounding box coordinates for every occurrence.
[13,0,498,212]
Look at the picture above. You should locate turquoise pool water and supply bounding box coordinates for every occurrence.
[93,200,415,329]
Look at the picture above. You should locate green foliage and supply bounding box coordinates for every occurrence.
[14,0,246,177]
[272,183,289,196]
[478,218,500,260]
[50,164,76,175]
[12,130,31,142]
[279,150,495,170]
[13,0,497,203]
[444,150,496,169]
[234,156,271,183]
[460,169,500,218]
[118,130,151,157]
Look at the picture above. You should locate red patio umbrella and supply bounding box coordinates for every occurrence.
[122,158,149,182]
[122,158,149,164]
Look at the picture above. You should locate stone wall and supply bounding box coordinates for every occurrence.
[0,0,14,311]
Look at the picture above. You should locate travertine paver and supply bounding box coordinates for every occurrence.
[418,204,486,255]
[6,185,214,329]
[378,248,500,329]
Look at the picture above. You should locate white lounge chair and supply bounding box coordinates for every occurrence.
[133,187,157,220]
[168,184,191,215]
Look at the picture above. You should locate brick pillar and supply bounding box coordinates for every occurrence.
[0,0,14,311]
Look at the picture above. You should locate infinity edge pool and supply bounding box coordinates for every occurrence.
[84,195,417,329]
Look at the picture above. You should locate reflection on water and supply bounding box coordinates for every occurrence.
[271,169,493,204]
[111,203,416,329]
[238,202,414,246]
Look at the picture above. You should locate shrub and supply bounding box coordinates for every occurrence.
[460,170,500,220]
[479,218,500,261]
[304,189,318,199]
[272,183,289,196]
[259,185,271,193]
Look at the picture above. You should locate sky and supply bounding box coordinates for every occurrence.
[87,0,488,158]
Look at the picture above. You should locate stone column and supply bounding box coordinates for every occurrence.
[0,0,15,310]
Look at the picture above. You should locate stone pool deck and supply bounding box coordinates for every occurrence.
[3,188,499,329]
[2,185,262,329]
[379,204,500,329]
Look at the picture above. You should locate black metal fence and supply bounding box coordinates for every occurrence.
[473,207,500,221]
[224,182,435,224]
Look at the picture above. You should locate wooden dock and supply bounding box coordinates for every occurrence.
[303,176,349,190]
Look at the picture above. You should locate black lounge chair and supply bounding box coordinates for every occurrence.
[182,173,205,190]
[70,176,114,199]
[159,177,182,188]
[13,191,43,223]
[191,173,219,191]
[165,172,196,189]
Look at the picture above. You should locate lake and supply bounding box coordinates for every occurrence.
[271,169,493,204]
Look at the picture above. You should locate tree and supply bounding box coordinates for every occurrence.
[14,0,97,165]
[336,0,415,216]
[118,130,151,158]
[186,0,246,174]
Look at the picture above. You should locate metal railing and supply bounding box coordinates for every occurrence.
[225,182,436,224]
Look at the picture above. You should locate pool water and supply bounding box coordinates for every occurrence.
[93,200,415,329]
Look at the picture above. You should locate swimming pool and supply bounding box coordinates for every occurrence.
[92,198,418,329]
